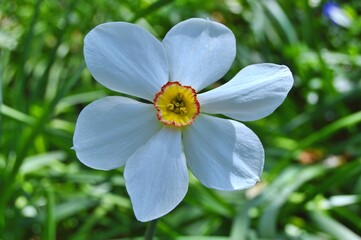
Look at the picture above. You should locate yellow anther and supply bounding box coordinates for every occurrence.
[180,107,187,115]
[167,104,174,111]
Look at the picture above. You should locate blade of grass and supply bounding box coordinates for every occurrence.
[272,111,361,178]
[0,0,42,230]
[0,104,35,125]
[230,167,299,240]
[333,207,361,231]
[69,192,131,240]
[229,202,249,240]
[261,0,298,44]
[301,158,361,205]
[130,0,173,23]
[299,110,361,148]
[284,83,361,132]
[309,208,361,240]
[0,63,85,230]
[258,165,325,238]
[34,0,77,103]
[44,185,56,240]
[320,195,361,209]
[52,197,98,223]
[0,55,3,147]
[13,0,42,111]
[19,151,66,175]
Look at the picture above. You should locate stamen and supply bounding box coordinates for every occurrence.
[167,104,174,111]
[180,107,187,115]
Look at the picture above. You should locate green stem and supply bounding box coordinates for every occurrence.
[144,219,158,240]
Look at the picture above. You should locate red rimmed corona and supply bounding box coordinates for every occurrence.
[154,81,200,127]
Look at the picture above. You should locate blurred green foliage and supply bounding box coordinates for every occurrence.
[1,0,361,239]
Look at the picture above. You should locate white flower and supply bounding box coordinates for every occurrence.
[73,18,293,222]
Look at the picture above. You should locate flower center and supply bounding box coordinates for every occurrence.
[154,81,200,127]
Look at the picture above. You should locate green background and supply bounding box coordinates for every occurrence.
[1,0,361,239]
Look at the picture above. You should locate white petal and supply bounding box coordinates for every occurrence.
[124,127,188,222]
[163,18,236,91]
[73,96,161,170]
[183,115,264,190]
[84,22,168,101]
[198,64,293,121]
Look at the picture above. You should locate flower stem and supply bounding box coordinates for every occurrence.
[144,219,158,240]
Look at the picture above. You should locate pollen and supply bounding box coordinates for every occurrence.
[154,81,200,127]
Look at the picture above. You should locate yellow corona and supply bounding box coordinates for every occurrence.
[154,81,200,127]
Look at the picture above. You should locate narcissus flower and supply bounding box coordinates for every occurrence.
[73,18,293,222]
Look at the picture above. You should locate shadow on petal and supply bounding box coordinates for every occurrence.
[183,114,264,190]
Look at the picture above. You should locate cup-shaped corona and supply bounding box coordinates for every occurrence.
[154,81,200,127]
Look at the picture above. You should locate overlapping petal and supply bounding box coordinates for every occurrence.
[124,127,188,222]
[162,18,236,92]
[84,22,169,101]
[183,115,264,190]
[73,96,161,170]
[198,64,293,121]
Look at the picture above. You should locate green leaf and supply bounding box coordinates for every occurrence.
[258,166,325,238]
[20,151,66,174]
[310,208,361,240]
